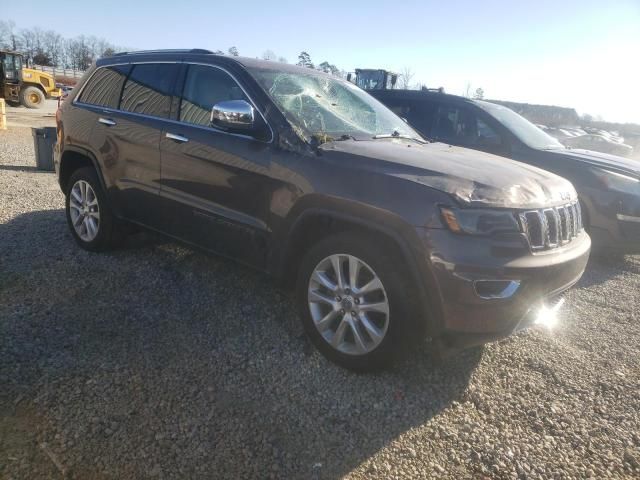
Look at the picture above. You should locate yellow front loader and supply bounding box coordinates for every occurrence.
[1,50,61,109]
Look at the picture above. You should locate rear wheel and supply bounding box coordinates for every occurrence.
[20,86,45,109]
[296,232,422,371]
[65,167,123,252]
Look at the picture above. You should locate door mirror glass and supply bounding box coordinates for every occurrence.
[211,100,255,131]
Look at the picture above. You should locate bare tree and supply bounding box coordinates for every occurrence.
[0,20,22,50]
[262,49,277,61]
[399,66,414,89]
[473,87,484,100]
[42,30,63,66]
[228,46,239,56]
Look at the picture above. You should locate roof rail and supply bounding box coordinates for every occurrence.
[112,48,213,56]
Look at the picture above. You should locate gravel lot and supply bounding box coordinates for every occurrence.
[1,125,639,479]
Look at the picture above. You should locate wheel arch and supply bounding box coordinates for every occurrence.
[59,147,108,195]
[273,200,443,336]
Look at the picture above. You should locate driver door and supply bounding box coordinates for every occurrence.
[431,103,508,156]
[159,63,274,268]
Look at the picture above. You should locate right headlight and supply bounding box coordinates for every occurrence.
[592,168,640,195]
[440,207,520,235]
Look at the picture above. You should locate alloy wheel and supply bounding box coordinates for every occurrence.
[308,254,389,355]
[69,180,100,242]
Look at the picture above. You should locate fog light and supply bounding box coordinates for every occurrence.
[534,297,565,329]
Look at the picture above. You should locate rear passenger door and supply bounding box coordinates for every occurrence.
[383,97,437,139]
[87,62,179,229]
[159,63,274,268]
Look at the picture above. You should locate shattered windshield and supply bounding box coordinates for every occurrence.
[248,69,418,142]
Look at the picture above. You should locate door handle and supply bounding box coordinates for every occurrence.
[98,117,116,126]
[166,132,189,143]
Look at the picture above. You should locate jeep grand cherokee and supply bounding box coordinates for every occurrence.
[54,50,590,370]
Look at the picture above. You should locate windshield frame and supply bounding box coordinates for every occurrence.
[245,66,422,144]
[475,100,565,151]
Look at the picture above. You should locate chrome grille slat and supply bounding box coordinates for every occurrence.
[521,200,582,252]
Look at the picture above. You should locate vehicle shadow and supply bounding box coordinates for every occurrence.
[1,209,481,479]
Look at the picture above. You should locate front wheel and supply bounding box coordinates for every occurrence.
[296,232,422,371]
[20,86,45,109]
[65,167,123,252]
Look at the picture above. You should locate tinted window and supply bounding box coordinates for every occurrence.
[120,63,178,118]
[78,65,129,109]
[477,117,501,147]
[386,98,436,137]
[180,65,248,127]
[432,104,503,150]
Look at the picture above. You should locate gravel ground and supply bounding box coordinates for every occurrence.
[1,126,639,479]
[4,99,59,129]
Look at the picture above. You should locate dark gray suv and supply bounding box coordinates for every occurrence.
[54,50,590,370]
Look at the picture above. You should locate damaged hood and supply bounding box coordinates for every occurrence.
[320,139,577,209]
[547,148,640,176]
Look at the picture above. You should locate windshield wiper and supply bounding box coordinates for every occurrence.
[373,130,428,145]
[334,134,357,141]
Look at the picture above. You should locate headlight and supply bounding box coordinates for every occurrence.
[592,168,639,194]
[440,207,520,235]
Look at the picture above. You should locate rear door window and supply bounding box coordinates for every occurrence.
[77,65,130,109]
[179,64,248,127]
[385,98,436,137]
[120,63,179,119]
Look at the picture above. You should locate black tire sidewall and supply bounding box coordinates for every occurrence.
[296,232,419,371]
[65,167,116,252]
[20,86,45,109]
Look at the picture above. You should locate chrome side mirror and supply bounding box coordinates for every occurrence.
[211,100,255,131]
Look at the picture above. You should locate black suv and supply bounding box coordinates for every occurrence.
[55,50,590,370]
[371,89,640,253]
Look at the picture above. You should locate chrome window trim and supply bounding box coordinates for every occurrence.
[73,60,274,144]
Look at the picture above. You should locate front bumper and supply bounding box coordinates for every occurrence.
[416,228,591,345]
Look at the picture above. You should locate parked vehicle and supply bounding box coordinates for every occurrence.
[563,134,633,157]
[0,50,62,108]
[55,50,590,370]
[371,89,640,252]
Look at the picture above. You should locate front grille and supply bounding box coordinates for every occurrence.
[519,201,582,251]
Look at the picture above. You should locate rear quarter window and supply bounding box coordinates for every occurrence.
[77,65,130,109]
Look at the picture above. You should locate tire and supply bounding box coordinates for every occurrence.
[6,100,21,107]
[20,86,45,109]
[65,167,123,252]
[296,232,423,371]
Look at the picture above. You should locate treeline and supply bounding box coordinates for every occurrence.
[0,20,129,70]
[0,20,345,78]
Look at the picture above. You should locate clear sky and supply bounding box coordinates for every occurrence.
[16,0,640,123]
